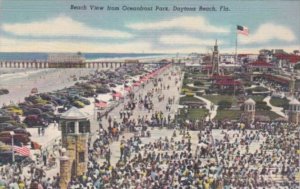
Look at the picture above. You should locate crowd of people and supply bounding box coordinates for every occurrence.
[1,64,299,189]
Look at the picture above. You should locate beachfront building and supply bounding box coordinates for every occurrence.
[288,98,300,125]
[219,54,235,64]
[59,107,91,189]
[47,53,86,68]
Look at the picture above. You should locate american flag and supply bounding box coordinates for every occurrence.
[237,25,249,36]
[13,146,30,156]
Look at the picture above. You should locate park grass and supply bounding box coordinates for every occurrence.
[203,95,236,104]
[247,95,265,102]
[215,110,242,120]
[256,110,282,120]
[179,96,204,104]
[270,97,289,108]
[178,108,208,121]
[214,110,281,121]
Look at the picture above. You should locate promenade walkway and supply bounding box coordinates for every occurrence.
[263,96,287,118]
[194,95,218,121]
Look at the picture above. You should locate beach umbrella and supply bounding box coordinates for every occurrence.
[133,82,141,87]
[124,87,132,92]
[112,92,122,98]
[95,101,108,109]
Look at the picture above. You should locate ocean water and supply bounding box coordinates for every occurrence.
[0,52,171,61]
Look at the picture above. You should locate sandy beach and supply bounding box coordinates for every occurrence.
[0,67,113,107]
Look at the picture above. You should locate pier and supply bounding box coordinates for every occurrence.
[0,60,172,69]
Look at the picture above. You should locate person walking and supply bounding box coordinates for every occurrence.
[42,150,48,167]
[38,127,41,136]
[105,148,111,165]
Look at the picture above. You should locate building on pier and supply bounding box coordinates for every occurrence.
[47,53,86,68]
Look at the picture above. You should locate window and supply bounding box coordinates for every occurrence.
[67,121,75,133]
[79,120,90,133]
[60,121,66,133]
[79,152,85,162]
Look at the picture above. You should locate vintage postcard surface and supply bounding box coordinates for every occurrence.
[0,0,299,188]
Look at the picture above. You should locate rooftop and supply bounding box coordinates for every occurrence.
[60,106,89,120]
[244,98,256,105]
[247,60,273,67]
[289,98,300,105]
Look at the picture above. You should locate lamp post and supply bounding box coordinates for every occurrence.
[9,131,15,163]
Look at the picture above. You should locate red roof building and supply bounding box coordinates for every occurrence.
[247,60,273,68]
[274,54,300,64]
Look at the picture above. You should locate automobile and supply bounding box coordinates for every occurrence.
[3,106,23,115]
[0,123,18,132]
[73,96,90,105]
[23,115,46,127]
[11,128,31,137]
[0,126,31,137]
[0,88,9,95]
[72,101,85,108]
[40,112,57,123]
[0,115,14,124]
[39,104,55,112]
[0,152,33,166]
[50,96,68,106]
[0,131,30,145]
[24,108,43,116]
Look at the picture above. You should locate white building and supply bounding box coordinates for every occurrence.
[220,54,235,64]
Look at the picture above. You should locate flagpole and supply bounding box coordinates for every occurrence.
[235,28,238,64]
[234,27,238,98]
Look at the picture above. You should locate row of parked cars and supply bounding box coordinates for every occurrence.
[0,64,162,147]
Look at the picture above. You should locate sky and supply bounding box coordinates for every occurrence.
[0,0,299,54]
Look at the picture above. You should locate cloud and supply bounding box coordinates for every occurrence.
[0,37,151,53]
[159,35,222,46]
[2,15,132,38]
[127,16,229,33]
[239,23,296,44]
[0,36,214,53]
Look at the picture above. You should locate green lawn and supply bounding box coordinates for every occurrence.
[247,86,269,92]
[203,95,237,104]
[178,108,208,120]
[256,110,282,120]
[248,95,265,102]
[270,97,289,108]
[179,96,204,104]
[215,110,242,120]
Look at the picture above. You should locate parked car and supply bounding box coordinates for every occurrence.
[23,115,47,127]
[0,131,30,145]
[3,106,23,115]
[0,152,33,166]
[24,108,43,116]
[72,101,85,108]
